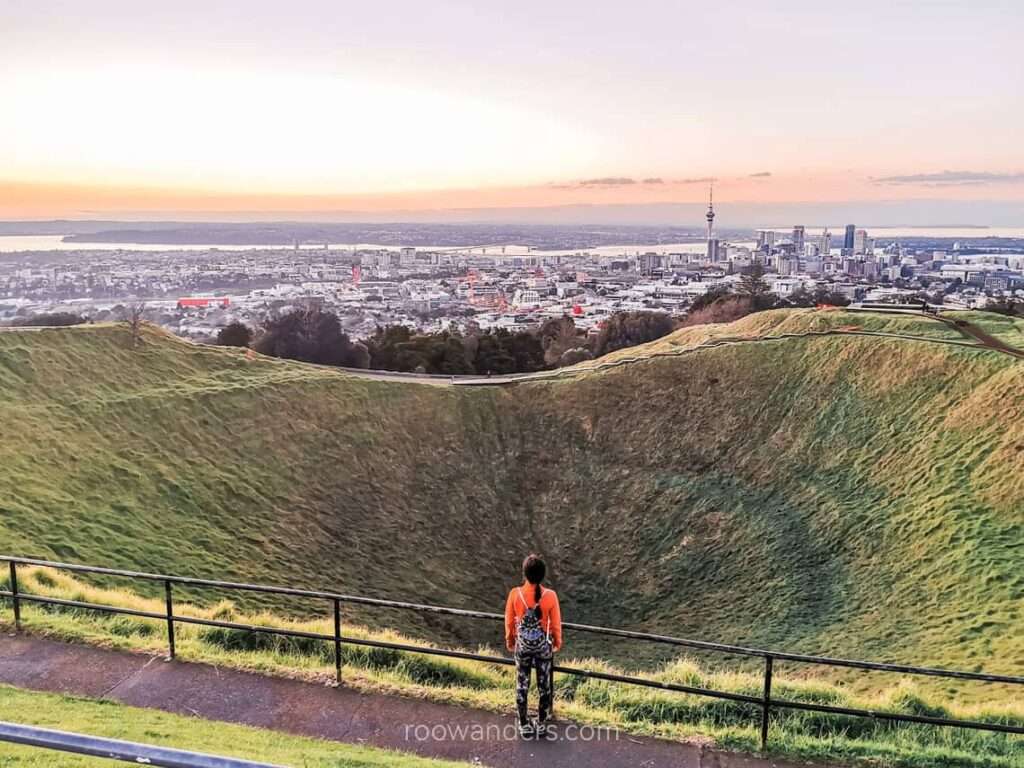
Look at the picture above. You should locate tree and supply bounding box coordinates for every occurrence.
[985,297,1024,317]
[505,330,545,373]
[688,286,733,313]
[736,263,770,300]
[216,321,253,348]
[474,332,517,375]
[781,286,815,308]
[681,295,755,326]
[593,311,675,357]
[438,336,474,374]
[362,323,558,375]
[348,342,371,369]
[810,286,851,307]
[10,312,84,327]
[538,316,583,366]
[366,325,414,370]
[120,302,147,348]
[254,307,368,367]
[367,326,436,373]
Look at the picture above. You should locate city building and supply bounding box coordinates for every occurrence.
[757,230,776,253]
[792,226,805,257]
[819,229,832,257]
[843,224,856,256]
[707,238,721,263]
[854,229,869,255]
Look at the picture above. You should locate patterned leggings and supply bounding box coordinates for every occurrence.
[515,652,553,725]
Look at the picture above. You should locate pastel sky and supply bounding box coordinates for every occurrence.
[2,0,1022,222]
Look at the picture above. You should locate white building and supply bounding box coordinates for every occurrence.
[512,289,542,307]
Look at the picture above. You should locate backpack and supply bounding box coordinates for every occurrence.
[515,587,551,656]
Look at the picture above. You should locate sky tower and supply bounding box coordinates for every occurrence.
[704,184,720,262]
[705,184,715,240]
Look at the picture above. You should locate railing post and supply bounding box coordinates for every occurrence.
[760,654,773,752]
[8,562,20,632]
[164,580,175,660]
[333,598,342,686]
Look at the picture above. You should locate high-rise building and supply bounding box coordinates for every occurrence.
[706,238,720,263]
[792,225,805,256]
[844,224,856,252]
[854,229,869,255]
[638,252,661,274]
[819,229,832,257]
[757,230,776,253]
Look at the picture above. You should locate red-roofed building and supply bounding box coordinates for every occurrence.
[177,297,230,309]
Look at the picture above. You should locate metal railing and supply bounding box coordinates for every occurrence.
[2,555,1022,752]
[0,721,285,767]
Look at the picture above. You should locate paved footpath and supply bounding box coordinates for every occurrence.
[0,635,826,768]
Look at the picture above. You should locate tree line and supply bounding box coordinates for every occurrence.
[216,307,677,375]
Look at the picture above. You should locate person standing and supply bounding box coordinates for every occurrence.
[505,554,562,737]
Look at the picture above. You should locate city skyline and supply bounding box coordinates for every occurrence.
[2,1,1022,222]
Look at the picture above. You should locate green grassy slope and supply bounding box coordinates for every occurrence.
[952,311,1024,348]
[0,312,1021,700]
[584,306,969,365]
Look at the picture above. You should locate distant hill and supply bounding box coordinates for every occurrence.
[0,309,1021,698]
[56,221,715,248]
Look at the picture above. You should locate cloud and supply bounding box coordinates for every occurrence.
[553,175,705,189]
[749,171,772,178]
[873,170,1024,186]
[578,176,636,186]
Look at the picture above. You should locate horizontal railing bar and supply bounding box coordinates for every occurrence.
[0,556,347,597]
[557,623,1024,683]
[552,663,763,705]
[765,650,1023,684]
[562,621,767,658]
[0,556,505,619]
[337,633,515,666]
[769,697,1024,735]
[1,592,168,621]
[0,721,286,767]
[4,589,1023,738]
[166,614,333,642]
[3,555,1023,686]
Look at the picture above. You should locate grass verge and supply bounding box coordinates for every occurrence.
[0,684,466,767]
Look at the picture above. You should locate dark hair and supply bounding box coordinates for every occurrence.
[522,554,546,603]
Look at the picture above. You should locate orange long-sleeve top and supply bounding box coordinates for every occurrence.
[505,581,562,652]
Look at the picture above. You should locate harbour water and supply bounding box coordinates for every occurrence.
[2,227,1022,254]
